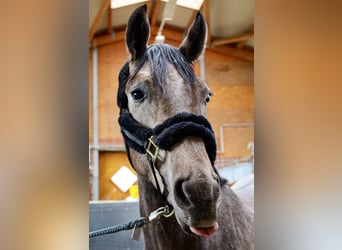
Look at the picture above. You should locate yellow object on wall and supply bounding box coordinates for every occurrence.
[99,151,138,200]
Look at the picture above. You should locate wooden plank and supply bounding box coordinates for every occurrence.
[237,24,254,49]
[89,0,110,43]
[211,32,254,47]
[90,29,126,48]
[150,0,160,29]
[146,1,153,18]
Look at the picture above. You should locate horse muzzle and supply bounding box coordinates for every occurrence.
[172,174,221,237]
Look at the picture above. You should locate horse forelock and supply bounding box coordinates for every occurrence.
[130,44,197,89]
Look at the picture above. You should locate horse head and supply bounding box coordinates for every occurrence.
[118,5,223,237]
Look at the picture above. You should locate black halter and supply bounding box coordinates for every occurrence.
[118,110,220,195]
[117,61,225,196]
[119,110,217,165]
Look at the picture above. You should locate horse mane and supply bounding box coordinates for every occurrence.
[131,44,197,88]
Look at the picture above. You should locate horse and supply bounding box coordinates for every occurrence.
[117,5,254,249]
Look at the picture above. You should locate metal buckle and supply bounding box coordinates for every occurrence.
[146,136,159,163]
[148,205,175,222]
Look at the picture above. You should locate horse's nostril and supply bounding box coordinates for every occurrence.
[174,178,191,207]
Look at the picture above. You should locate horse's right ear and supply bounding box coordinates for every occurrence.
[126,4,150,61]
[179,12,207,62]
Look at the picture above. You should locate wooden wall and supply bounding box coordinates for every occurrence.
[89,28,253,199]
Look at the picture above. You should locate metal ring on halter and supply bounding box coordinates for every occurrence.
[146,136,159,163]
[148,205,175,222]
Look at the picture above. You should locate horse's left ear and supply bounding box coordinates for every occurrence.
[179,12,207,62]
[126,4,150,61]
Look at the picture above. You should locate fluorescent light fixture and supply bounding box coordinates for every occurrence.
[111,0,147,9]
[111,0,204,10]
[161,0,204,10]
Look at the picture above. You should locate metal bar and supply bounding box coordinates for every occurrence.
[92,46,99,200]
[89,144,126,152]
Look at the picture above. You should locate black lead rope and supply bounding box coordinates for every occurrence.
[89,217,147,238]
[89,205,175,239]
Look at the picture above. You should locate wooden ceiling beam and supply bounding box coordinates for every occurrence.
[146,1,153,17]
[211,32,254,47]
[89,29,126,49]
[151,1,160,31]
[236,23,254,49]
[89,0,110,43]
[90,24,185,49]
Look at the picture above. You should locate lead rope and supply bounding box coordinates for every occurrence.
[89,205,174,240]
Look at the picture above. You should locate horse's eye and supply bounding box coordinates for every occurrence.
[205,92,212,104]
[205,95,211,103]
[131,89,146,103]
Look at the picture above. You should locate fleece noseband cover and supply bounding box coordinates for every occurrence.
[118,111,217,166]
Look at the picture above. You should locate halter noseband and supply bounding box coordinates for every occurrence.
[118,110,219,196]
[119,111,217,163]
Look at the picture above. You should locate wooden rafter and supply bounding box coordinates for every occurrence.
[236,24,254,49]
[150,0,160,31]
[89,0,110,43]
[211,32,254,47]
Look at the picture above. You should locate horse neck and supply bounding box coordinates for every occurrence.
[137,175,168,218]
